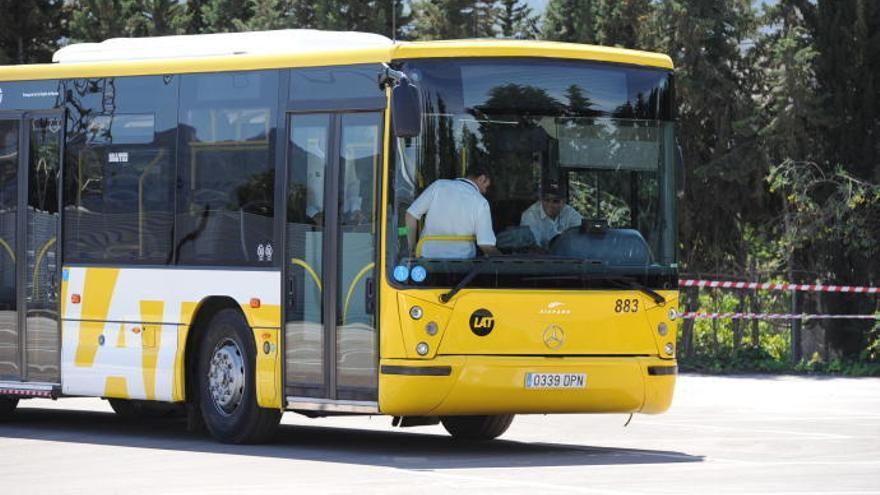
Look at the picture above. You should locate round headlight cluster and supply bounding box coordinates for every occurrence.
[425,321,438,336]
[416,342,430,356]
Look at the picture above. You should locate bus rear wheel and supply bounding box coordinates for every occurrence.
[441,414,514,441]
[0,397,18,418]
[197,308,280,444]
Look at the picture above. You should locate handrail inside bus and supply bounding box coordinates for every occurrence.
[32,237,57,299]
[138,149,165,257]
[342,262,375,325]
[0,238,14,262]
[415,235,476,257]
[290,257,322,291]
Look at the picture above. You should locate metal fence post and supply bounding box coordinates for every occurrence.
[791,288,802,363]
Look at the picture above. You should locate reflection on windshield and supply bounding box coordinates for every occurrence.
[388,59,677,290]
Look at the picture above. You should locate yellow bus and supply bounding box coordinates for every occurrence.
[0,30,679,443]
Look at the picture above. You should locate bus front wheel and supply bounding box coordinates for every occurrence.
[0,397,18,418]
[197,308,281,444]
[441,414,514,441]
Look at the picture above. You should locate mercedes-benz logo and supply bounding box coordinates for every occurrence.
[543,325,565,349]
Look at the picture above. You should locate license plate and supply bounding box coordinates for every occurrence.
[525,372,587,389]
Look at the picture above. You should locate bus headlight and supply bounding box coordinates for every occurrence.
[409,306,423,320]
[664,342,675,356]
[416,342,430,356]
[668,308,678,321]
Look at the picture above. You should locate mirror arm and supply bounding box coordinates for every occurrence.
[379,64,408,90]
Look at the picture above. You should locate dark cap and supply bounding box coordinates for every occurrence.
[542,183,563,199]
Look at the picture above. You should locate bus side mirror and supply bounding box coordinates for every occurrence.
[391,78,422,138]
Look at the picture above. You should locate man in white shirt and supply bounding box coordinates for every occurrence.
[405,165,500,259]
[520,184,583,248]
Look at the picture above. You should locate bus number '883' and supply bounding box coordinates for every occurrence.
[614,299,639,313]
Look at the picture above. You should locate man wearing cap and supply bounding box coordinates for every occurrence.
[520,184,583,249]
[405,165,500,259]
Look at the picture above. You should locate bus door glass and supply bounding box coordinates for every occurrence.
[0,118,19,379]
[285,111,381,402]
[0,113,62,382]
[25,114,62,382]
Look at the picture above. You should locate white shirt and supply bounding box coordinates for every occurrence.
[520,201,583,248]
[407,178,496,259]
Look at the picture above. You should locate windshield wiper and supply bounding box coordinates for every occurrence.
[439,256,601,303]
[601,275,666,305]
[440,259,487,303]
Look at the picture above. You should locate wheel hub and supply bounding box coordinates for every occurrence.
[208,339,245,415]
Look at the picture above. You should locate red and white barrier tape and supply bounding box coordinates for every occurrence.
[682,312,878,321]
[679,279,880,294]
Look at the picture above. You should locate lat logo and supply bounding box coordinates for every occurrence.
[469,308,495,336]
[539,301,572,315]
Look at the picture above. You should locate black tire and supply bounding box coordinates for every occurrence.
[108,399,184,419]
[441,414,514,441]
[0,397,18,419]
[198,308,281,444]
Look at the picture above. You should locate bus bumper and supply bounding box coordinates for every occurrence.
[378,356,676,416]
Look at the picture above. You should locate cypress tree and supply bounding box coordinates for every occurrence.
[67,0,132,41]
[200,0,253,33]
[497,0,537,39]
[412,0,499,40]
[542,0,596,43]
[127,0,190,36]
[0,0,64,64]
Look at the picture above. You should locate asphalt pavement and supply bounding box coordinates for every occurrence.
[0,374,878,494]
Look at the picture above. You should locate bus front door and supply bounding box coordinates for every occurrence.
[284,111,382,408]
[0,113,62,384]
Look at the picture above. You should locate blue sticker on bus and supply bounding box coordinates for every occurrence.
[411,265,427,283]
[393,265,410,282]
[62,269,69,282]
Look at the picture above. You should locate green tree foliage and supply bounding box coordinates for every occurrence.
[127,0,190,36]
[756,0,880,357]
[412,0,499,39]
[0,0,64,64]
[648,0,765,273]
[67,0,132,41]
[200,0,252,33]
[239,0,410,39]
[498,0,537,39]
[596,0,651,48]
[542,0,597,43]
[542,0,652,47]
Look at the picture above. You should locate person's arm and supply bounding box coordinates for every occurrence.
[564,205,584,230]
[479,244,501,256]
[475,201,498,256]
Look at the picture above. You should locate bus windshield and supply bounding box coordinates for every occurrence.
[387,59,678,290]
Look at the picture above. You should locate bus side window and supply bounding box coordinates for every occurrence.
[63,76,177,264]
[176,70,279,266]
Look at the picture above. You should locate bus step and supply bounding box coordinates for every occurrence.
[393,416,440,427]
[0,381,59,399]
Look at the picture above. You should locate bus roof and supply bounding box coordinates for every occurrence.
[0,30,673,82]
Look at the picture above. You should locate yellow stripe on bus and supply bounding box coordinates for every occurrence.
[141,300,165,401]
[75,268,121,368]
